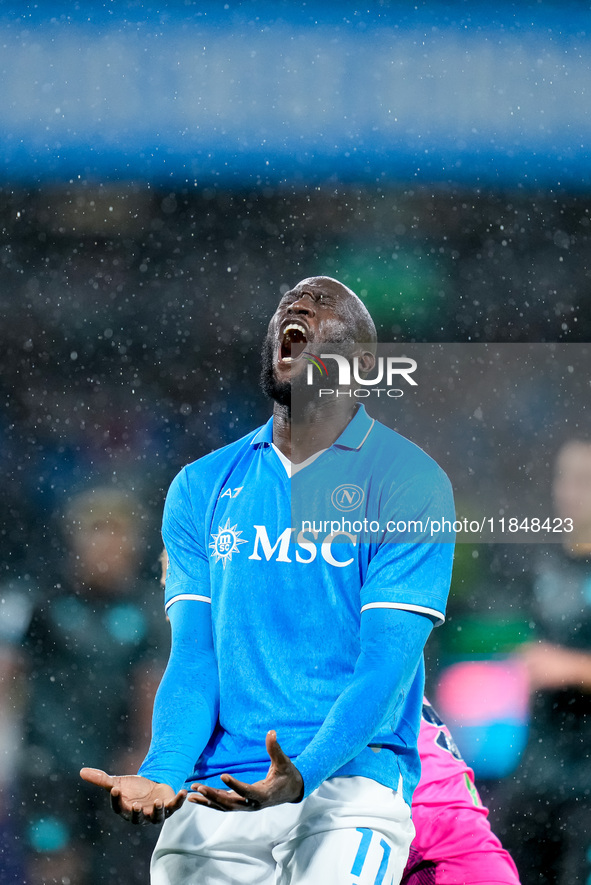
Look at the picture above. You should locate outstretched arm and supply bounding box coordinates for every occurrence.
[81,598,219,823]
[294,606,432,795]
[519,640,591,692]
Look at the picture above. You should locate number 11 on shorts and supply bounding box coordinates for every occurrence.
[350,827,393,885]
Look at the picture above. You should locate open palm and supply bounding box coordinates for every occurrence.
[80,768,187,825]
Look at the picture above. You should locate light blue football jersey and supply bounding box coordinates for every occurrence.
[162,405,455,805]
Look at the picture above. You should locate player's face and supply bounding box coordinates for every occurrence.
[553,441,591,531]
[70,518,139,592]
[261,277,361,402]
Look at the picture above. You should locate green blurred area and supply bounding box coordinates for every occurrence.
[325,245,447,340]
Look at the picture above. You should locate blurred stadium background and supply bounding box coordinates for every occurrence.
[1,2,591,883]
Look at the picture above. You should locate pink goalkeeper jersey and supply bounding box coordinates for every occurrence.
[401,700,521,885]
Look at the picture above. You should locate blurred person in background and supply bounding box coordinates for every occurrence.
[16,486,168,885]
[0,579,31,884]
[498,438,591,885]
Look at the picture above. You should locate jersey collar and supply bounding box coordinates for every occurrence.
[250,406,374,452]
[251,417,274,447]
[332,404,375,451]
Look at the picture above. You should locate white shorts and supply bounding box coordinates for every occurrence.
[150,776,414,885]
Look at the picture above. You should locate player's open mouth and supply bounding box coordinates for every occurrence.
[279,322,308,363]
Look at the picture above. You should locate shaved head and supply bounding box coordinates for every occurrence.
[292,276,377,347]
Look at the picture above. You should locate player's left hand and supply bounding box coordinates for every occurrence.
[188,730,304,812]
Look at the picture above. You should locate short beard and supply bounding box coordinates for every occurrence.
[259,332,358,409]
[260,334,292,407]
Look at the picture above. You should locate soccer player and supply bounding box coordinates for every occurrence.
[495,438,591,884]
[81,276,455,884]
[403,699,521,885]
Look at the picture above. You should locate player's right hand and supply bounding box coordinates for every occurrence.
[79,768,187,825]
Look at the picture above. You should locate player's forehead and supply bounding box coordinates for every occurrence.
[281,276,356,305]
[293,275,351,295]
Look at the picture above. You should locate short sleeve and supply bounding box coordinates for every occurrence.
[162,468,211,611]
[360,466,455,624]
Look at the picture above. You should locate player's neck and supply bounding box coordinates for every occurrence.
[272,400,357,463]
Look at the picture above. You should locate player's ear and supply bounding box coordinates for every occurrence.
[355,349,376,377]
